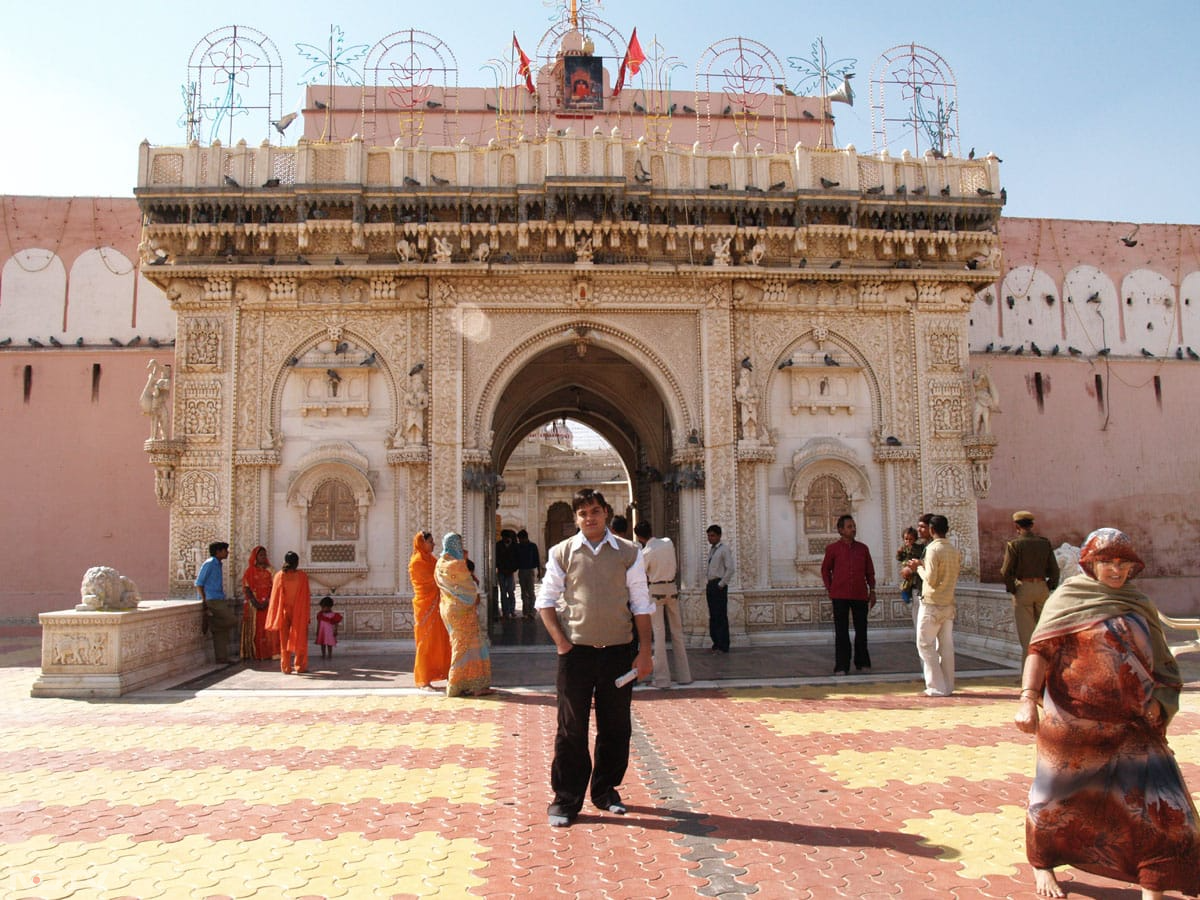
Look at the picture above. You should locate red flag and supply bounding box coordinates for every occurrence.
[513,34,536,94]
[613,28,646,97]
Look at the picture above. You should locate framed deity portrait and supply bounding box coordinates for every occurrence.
[563,55,603,111]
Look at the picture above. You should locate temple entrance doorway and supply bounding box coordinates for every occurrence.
[481,337,681,648]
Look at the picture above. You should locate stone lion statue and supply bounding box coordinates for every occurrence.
[77,566,142,611]
[1053,543,1082,580]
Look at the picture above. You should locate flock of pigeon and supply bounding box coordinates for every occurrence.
[4,336,172,349]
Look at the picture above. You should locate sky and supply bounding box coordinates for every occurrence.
[2,0,1198,225]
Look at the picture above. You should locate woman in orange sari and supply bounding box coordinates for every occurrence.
[409,530,450,690]
[265,551,311,675]
[241,546,280,661]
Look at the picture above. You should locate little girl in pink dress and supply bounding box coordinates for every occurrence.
[315,596,343,660]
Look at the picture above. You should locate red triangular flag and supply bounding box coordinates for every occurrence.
[513,34,536,94]
[613,28,646,97]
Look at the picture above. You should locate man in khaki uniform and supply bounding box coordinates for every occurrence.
[999,510,1060,654]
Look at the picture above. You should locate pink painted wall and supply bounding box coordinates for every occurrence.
[1,198,171,624]
[976,218,1200,615]
[0,349,171,620]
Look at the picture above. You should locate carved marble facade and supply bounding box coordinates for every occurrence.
[137,134,1000,641]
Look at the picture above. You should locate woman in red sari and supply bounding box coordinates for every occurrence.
[409,530,450,691]
[265,551,311,675]
[241,546,280,661]
[1015,528,1199,899]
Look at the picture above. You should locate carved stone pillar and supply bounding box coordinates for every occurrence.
[699,281,742,641]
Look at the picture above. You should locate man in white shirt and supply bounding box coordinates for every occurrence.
[635,521,692,688]
[705,524,735,652]
[537,489,654,827]
[910,514,962,697]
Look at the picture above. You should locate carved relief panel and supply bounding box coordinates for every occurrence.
[183,317,224,371]
[181,381,222,441]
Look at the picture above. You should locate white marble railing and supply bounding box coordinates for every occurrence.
[138,136,1001,199]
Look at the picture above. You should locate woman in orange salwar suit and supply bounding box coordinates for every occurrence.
[408,530,450,690]
[241,546,280,661]
[265,551,311,675]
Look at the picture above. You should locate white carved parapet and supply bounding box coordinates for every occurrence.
[33,600,209,698]
[139,136,1003,200]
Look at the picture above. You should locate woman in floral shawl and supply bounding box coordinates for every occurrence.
[1014,528,1199,899]
[408,530,450,690]
[434,533,492,697]
[241,545,280,661]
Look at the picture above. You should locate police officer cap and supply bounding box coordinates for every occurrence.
[1012,510,1035,523]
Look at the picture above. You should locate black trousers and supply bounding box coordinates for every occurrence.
[548,642,636,818]
[206,601,239,663]
[706,580,729,652]
[831,598,871,672]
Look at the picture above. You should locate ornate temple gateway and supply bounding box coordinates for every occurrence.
[134,25,1003,642]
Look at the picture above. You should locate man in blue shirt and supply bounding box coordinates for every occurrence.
[194,541,235,663]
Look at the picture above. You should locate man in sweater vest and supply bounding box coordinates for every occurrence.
[537,488,654,827]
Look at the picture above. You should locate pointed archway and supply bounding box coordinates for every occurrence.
[480,333,686,646]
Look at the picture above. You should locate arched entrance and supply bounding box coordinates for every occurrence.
[481,336,684,645]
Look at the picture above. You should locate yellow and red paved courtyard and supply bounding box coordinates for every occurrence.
[1,632,1197,899]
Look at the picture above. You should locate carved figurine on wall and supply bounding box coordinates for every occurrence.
[154,466,175,505]
[735,366,760,442]
[972,459,991,496]
[972,368,1000,436]
[404,370,429,445]
[711,236,732,267]
[140,359,171,440]
[433,236,453,264]
[575,235,593,264]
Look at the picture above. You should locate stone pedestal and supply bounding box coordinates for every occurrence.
[33,600,208,698]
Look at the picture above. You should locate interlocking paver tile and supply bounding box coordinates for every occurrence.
[3,641,1197,899]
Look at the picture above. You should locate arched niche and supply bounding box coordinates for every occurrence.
[1063,266,1117,354]
[1119,269,1177,355]
[68,249,136,340]
[997,265,1060,348]
[1,250,67,340]
[787,438,872,573]
[285,441,376,590]
[268,330,400,446]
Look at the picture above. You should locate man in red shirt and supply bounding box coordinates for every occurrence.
[821,515,877,675]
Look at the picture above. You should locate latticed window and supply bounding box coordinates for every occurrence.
[308,481,359,542]
[804,475,850,554]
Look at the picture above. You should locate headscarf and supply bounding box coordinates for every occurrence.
[242,545,270,578]
[408,531,437,598]
[1078,526,1145,579]
[411,530,435,564]
[242,545,273,599]
[1031,528,1180,723]
[442,533,465,560]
